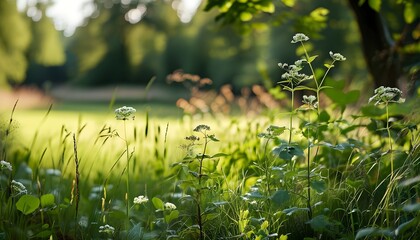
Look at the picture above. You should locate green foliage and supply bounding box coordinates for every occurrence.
[16,195,40,215]
[1,32,420,239]
[29,12,66,66]
[0,0,31,85]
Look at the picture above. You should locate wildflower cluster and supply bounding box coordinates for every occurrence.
[0,160,12,172]
[186,135,200,141]
[329,51,346,61]
[115,106,136,120]
[193,124,211,132]
[133,195,149,205]
[164,202,177,211]
[302,95,318,110]
[99,224,115,234]
[11,180,27,196]
[278,60,313,85]
[368,86,405,105]
[291,33,309,43]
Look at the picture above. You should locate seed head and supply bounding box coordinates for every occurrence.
[193,124,210,132]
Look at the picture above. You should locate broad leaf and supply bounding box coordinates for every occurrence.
[307,215,330,231]
[40,193,55,208]
[271,190,290,206]
[310,180,326,193]
[282,207,309,216]
[16,195,40,215]
[272,143,304,161]
[127,223,143,240]
[152,197,164,211]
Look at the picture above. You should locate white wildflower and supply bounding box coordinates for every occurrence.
[164,202,177,211]
[369,86,405,105]
[11,180,27,196]
[133,195,149,205]
[329,51,346,61]
[0,160,12,172]
[115,106,136,120]
[291,33,309,43]
[99,224,115,234]
[78,216,89,228]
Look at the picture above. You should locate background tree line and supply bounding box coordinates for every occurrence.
[0,0,418,93]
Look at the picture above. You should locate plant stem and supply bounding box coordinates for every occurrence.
[385,103,394,179]
[197,134,208,240]
[289,89,295,144]
[306,116,313,220]
[124,120,130,228]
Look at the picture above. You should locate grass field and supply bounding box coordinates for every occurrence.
[1,36,419,238]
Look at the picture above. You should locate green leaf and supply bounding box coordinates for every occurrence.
[40,193,55,208]
[355,227,393,239]
[16,195,40,215]
[307,55,318,63]
[324,63,334,68]
[402,203,420,212]
[310,180,326,193]
[395,219,417,236]
[404,3,416,23]
[368,0,381,11]
[272,144,304,161]
[211,153,228,158]
[240,12,253,22]
[152,197,164,211]
[189,171,200,178]
[318,110,330,122]
[324,87,360,106]
[361,105,385,117]
[282,207,309,216]
[294,86,316,92]
[279,234,288,240]
[271,190,290,206]
[307,215,330,231]
[310,8,329,22]
[33,230,52,238]
[281,0,295,7]
[165,210,179,223]
[260,2,275,13]
[208,135,220,142]
[127,223,143,240]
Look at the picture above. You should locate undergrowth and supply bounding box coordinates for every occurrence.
[0,34,419,240]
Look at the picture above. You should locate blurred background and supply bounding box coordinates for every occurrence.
[0,0,418,109]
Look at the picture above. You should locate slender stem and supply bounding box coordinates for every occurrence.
[306,115,313,220]
[385,103,394,179]
[197,134,208,240]
[263,139,271,195]
[124,120,130,228]
[300,42,318,88]
[289,89,295,144]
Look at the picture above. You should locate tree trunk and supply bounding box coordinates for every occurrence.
[347,0,401,88]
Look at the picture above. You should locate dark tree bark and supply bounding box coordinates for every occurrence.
[348,0,401,88]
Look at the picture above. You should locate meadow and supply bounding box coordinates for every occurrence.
[1,34,419,240]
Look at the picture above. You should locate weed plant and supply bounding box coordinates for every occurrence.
[0,34,419,240]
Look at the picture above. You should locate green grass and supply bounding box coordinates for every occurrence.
[1,98,418,239]
[1,34,419,239]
